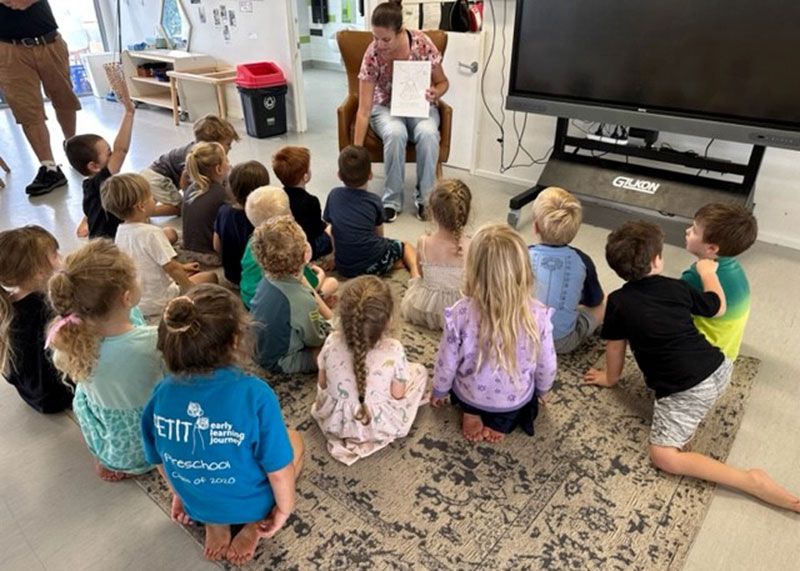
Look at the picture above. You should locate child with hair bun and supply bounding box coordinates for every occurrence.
[312,275,427,465]
[431,224,557,443]
[142,284,304,564]
[0,226,73,413]
[47,239,164,480]
[402,179,472,330]
[182,141,232,266]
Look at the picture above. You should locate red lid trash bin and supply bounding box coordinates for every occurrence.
[236,62,288,138]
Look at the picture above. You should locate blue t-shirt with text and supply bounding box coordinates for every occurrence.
[141,366,293,524]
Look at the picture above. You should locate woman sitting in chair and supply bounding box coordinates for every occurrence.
[354,0,450,222]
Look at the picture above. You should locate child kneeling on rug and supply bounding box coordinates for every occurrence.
[584,221,800,512]
[141,285,305,564]
[431,223,557,443]
[312,275,428,465]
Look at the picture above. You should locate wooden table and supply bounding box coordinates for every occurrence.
[167,68,237,125]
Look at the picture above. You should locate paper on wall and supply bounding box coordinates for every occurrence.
[239,1,252,13]
[390,60,431,118]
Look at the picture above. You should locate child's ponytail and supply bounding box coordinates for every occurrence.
[338,276,395,426]
[47,240,137,382]
[0,225,60,376]
[186,141,226,196]
[428,179,472,256]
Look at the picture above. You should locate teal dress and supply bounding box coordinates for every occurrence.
[72,309,164,474]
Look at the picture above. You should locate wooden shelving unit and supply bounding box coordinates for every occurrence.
[122,50,216,115]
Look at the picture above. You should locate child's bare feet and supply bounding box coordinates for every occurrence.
[226,522,261,565]
[76,218,89,238]
[170,494,192,525]
[204,523,231,561]
[481,426,506,443]
[746,469,800,512]
[93,458,131,482]
[461,413,484,442]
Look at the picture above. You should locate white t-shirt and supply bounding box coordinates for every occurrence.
[115,223,180,316]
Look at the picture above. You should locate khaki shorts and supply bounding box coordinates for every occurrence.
[0,34,81,125]
[140,167,183,206]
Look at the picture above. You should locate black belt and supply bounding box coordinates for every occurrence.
[0,30,59,47]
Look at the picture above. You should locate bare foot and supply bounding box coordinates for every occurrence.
[204,523,231,561]
[461,413,484,442]
[226,522,261,566]
[93,458,132,482]
[171,494,192,525]
[747,469,800,512]
[76,219,89,238]
[481,426,506,443]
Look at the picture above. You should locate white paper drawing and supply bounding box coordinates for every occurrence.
[390,60,431,118]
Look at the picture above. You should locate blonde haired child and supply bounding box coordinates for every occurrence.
[0,226,73,413]
[182,141,232,266]
[240,186,338,312]
[431,223,557,443]
[529,187,605,354]
[142,285,304,564]
[250,216,330,373]
[47,240,164,481]
[102,173,217,316]
[401,179,472,330]
[312,275,427,465]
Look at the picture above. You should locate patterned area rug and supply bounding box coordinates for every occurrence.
[134,277,759,570]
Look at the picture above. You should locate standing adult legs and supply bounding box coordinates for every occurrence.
[408,106,441,208]
[370,105,408,212]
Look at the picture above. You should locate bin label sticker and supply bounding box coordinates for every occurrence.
[264,96,276,111]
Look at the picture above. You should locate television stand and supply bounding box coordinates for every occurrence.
[507,118,765,227]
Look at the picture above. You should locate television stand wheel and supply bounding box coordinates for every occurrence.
[507,209,521,228]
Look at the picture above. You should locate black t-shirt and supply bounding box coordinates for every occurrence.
[213,204,254,284]
[0,1,58,41]
[83,167,122,239]
[7,292,73,413]
[285,186,327,244]
[602,275,725,398]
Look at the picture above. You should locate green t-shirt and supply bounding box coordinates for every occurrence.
[681,256,750,360]
[240,237,319,309]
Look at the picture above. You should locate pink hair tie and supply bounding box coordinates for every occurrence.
[45,314,82,349]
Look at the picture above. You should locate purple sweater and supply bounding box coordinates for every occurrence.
[433,298,557,412]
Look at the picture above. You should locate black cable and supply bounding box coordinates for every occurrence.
[697,138,715,175]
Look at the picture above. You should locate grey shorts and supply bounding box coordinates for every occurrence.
[140,167,182,206]
[650,358,734,448]
[553,307,598,354]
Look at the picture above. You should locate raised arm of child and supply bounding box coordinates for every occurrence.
[107,97,136,174]
[695,258,727,317]
[584,339,627,388]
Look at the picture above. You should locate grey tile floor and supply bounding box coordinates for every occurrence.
[0,70,798,570]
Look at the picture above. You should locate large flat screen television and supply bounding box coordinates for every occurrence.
[506,0,800,150]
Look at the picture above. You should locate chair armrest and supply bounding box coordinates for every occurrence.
[437,100,453,164]
[337,94,359,151]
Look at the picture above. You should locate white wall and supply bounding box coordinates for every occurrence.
[475,0,800,250]
[98,0,297,128]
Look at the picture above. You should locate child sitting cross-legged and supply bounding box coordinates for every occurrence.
[584,220,800,512]
[141,285,304,564]
[212,160,270,285]
[431,224,557,443]
[402,179,472,330]
[0,226,74,413]
[323,145,419,278]
[312,275,428,465]
[47,240,163,481]
[182,142,233,266]
[529,187,605,354]
[250,216,330,374]
[240,186,338,314]
[101,173,217,317]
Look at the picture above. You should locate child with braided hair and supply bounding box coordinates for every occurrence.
[402,179,472,330]
[47,239,164,481]
[311,275,428,465]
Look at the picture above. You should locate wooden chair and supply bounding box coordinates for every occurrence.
[336,30,452,177]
